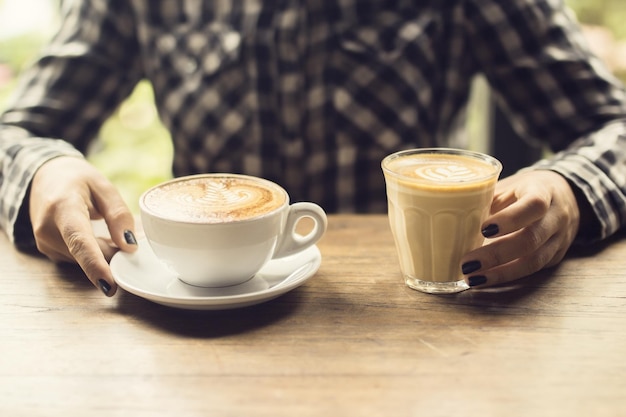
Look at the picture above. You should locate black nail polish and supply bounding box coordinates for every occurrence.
[462,260,482,275]
[482,224,499,238]
[124,230,137,245]
[468,275,487,287]
[98,279,112,296]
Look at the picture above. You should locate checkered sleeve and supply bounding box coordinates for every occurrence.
[0,0,142,246]
[465,0,626,242]
[528,121,626,243]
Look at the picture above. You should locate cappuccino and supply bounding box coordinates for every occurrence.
[139,173,327,287]
[382,149,501,294]
[142,174,287,223]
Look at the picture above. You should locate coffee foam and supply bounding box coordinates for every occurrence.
[143,176,286,223]
[414,164,481,181]
[385,153,498,190]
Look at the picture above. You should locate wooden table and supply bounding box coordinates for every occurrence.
[2,215,625,416]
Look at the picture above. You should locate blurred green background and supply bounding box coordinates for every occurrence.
[0,0,625,212]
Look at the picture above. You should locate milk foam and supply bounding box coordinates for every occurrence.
[143,176,286,223]
[414,164,480,181]
[386,153,497,185]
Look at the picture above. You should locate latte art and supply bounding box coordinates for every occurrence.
[415,164,479,182]
[143,176,286,223]
[182,181,259,209]
[385,153,497,185]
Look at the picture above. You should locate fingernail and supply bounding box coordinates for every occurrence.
[124,229,137,245]
[98,279,112,296]
[482,224,499,238]
[462,260,482,275]
[468,275,487,287]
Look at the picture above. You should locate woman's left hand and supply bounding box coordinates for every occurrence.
[460,170,581,288]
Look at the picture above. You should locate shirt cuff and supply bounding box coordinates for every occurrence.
[524,152,621,244]
[1,138,84,248]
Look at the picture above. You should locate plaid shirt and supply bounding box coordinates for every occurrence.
[1,0,626,248]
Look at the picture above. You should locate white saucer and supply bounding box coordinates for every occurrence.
[111,238,322,310]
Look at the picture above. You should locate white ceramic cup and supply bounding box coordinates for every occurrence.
[139,174,327,287]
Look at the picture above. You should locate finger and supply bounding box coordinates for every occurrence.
[31,218,78,263]
[462,211,563,288]
[36,236,119,274]
[56,204,117,297]
[35,238,75,263]
[89,177,138,253]
[96,236,121,263]
[464,233,567,288]
[490,180,517,214]
[487,221,553,269]
[483,188,551,238]
[464,203,561,272]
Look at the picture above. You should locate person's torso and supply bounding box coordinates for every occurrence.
[131,0,477,212]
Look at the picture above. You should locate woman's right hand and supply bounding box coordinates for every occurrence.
[29,156,138,296]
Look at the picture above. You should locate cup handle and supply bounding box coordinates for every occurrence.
[272,202,328,258]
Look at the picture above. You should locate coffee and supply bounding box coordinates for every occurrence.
[139,173,327,287]
[382,149,501,294]
[386,154,497,184]
[142,175,287,223]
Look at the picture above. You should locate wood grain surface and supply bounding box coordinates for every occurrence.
[1,215,625,416]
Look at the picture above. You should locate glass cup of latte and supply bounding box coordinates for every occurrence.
[382,148,502,294]
[139,173,328,287]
